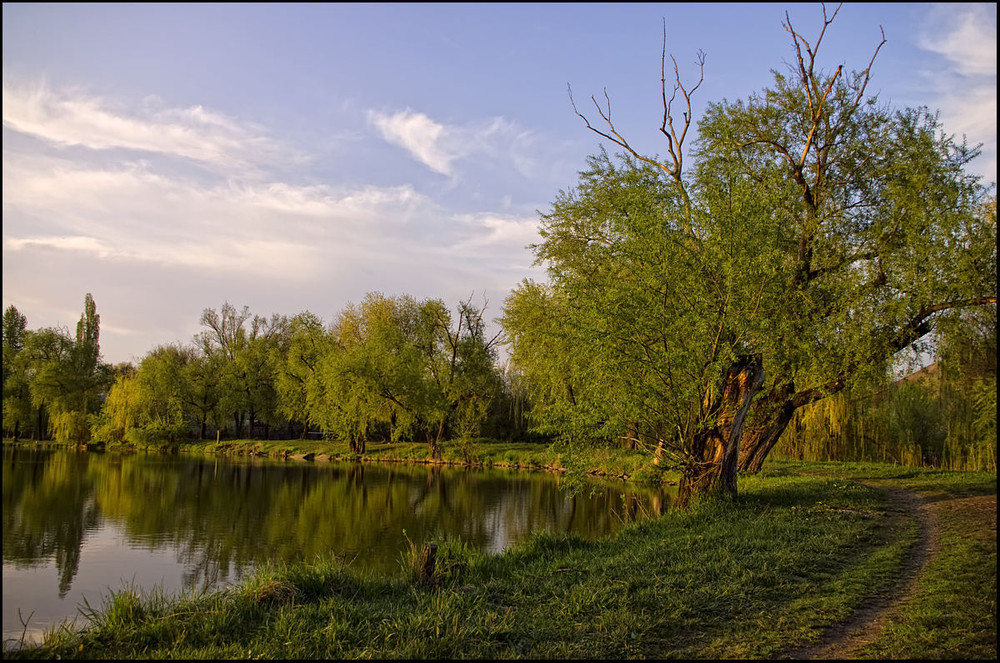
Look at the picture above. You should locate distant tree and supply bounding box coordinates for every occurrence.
[21,327,77,441]
[2,305,31,439]
[74,294,101,395]
[312,293,502,456]
[197,303,288,439]
[91,345,189,446]
[440,298,504,451]
[276,311,328,438]
[316,294,439,455]
[179,348,224,440]
[14,295,112,443]
[131,345,190,444]
[2,305,28,364]
[933,298,997,464]
[91,372,142,445]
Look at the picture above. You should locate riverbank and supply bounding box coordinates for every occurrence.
[5,456,994,659]
[5,437,669,484]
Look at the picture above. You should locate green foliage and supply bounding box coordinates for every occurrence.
[50,410,92,445]
[503,10,996,497]
[90,373,139,444]
[90,345,205,446]
[8,295,110,442]
[275,311,327,436]
[72,293,506,451]
[197,303,290,439]
[2,305,32,439]
[773,304,997,471]
[308,293,502,455]
[504,150,771,456]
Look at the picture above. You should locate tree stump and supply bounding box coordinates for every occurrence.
[419,543,437,585]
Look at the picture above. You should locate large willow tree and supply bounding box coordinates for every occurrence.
[503,7,996,506]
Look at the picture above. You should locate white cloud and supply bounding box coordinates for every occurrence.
[369,109,455,175]
[1,79,290,175]
[367,108,545,180]
[2,153,542,363]
[918,5,996,77]
[2,151,542,300]
[1,153,436,279]
[2,84,549,363]
[6,235,114,258]
[447,213,541,255]
[917,4,997,183]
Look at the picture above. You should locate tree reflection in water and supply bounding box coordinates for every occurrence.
[3,445,671,610]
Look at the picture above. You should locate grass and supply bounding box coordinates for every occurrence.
[861,498,997,659]
[761,460,997,659]
[847,467,996,659]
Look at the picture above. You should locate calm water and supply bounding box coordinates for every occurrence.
[2,445,670,646]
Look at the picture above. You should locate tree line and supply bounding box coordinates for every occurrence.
[3,293,532,457]
[2,7,996,505]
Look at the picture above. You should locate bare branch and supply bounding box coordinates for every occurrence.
[568,19,708,244]
[849,23,887,113]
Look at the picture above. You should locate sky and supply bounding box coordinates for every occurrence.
[3,3,996,366]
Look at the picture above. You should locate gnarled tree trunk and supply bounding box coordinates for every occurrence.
[677,354,765,507]
[738,377,846,474]
[737,382,796,474]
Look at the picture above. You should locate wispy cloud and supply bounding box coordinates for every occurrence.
[2,150,542,290]
[3,82,548,363]
[367,108,543,180]
[918,5,996,77]
[2,152,436,277]
[368,109,455,175]
[6,235,114,257]
[1,79,292,175]
[446,213,541,257]
[917,4,997,183]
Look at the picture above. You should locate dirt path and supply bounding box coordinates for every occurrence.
[776,485,939,660]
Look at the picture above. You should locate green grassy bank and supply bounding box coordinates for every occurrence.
[6,452,995,660]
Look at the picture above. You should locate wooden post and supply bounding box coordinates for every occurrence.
[419,543,437,585]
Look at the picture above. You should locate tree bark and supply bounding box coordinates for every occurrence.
[737,382,796,473]
[737,404,796,474]
[738,377,846,473]
[677,354,765,507]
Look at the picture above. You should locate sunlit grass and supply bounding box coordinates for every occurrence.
[856,483,997,658]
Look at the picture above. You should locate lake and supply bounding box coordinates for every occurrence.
[2,445,670,647]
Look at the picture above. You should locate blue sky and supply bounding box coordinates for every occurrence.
[3,3,996,365]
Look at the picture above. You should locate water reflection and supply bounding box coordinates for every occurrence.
[2,445,670,644]
[2,448,101,598]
